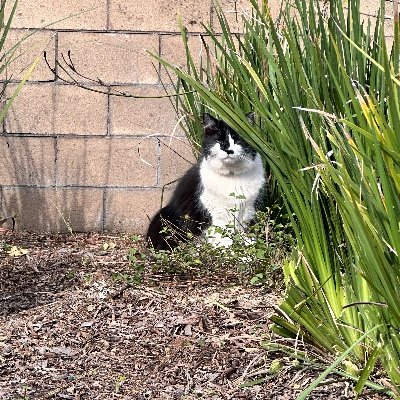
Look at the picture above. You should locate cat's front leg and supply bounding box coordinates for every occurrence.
[240,204,256,228]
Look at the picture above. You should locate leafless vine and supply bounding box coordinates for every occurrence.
[44,50,191,99]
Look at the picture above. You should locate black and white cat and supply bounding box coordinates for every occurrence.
[146,113,265,250]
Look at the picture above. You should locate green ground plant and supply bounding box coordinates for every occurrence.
[152,0,400,396]
[129,209,292,286]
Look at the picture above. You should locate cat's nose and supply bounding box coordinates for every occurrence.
[226,149,234,155]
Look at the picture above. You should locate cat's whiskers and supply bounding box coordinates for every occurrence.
[238,154,252,163]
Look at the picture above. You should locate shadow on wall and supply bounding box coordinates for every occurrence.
[1,92,194,233]
[0,134,164,233]
[0,135,103,233]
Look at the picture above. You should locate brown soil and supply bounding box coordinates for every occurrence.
[0,231,391,400]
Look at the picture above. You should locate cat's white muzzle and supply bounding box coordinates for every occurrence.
[221,154,238,161]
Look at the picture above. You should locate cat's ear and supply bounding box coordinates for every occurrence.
[202,113,218,134]
[246,112,255,124]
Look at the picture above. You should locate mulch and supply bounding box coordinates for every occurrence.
[0,231,391,399]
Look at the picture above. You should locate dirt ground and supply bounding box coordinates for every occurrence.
[0,231,392,400]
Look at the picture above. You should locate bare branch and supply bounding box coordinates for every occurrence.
[44,50,195,99]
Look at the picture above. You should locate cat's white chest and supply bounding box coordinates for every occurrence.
[199,154,264,229]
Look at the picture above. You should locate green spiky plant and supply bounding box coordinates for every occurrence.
[0,0,41,123]
[154,0,400,396]
[0,0,40,228]
[1,0,98,124]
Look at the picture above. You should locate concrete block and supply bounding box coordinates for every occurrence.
[0,187,104,232]
[56,137,158,187]
[159,137,196,186]
[104,188,173,233]
[109,0,211,32]
[0,136,55,186]
[109,85,183,136]
[212,0,281,33]
[58,32,159,85]
[3,29,56,82]
[159,34,206,82]
[5,83,108,135]
[8,0,107,30]
[359,0,392,17]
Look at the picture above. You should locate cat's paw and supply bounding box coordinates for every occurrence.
[242,234,256,246]
[206,228,233,248]
[213,236,233,248]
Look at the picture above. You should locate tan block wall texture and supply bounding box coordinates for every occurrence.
[0,0,394,234]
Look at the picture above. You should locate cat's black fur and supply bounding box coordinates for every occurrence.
[146,163,212,250]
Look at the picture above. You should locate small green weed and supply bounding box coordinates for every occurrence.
[15,386,30,400]
[114,375,126,393]
[127,208,292,285]
[2,242,12,252]
[65,270,76,279]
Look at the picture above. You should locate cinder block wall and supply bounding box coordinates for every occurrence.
[0,0,393,234]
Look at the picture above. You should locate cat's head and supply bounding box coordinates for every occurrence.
[201,113,259,174]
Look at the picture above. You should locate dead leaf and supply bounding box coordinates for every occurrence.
[48,346,78,357]
[102,242,116,251]
[80,321,94,328]
[184,324,192,336]
[7,246,29,257]
[173,314,199,326]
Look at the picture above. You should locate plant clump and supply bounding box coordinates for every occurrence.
[153,0,400,396]
[128,209,292,287]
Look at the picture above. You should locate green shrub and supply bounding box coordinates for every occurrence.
[129,209,292,286]
[153,0,400,396]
